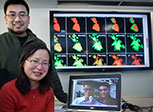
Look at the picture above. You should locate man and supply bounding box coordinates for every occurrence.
[72,81,101,105]
[0,0,67,103]
[0,69,9,89]
[98,82,116,105]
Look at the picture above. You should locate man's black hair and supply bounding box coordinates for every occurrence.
[99,82,110,89]
[4,0,30,15]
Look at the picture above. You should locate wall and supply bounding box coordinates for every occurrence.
[0,0,153,103]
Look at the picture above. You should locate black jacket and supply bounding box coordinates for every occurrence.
[0,28,67,103]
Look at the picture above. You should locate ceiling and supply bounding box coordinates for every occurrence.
[0,0,153,9]
[0,0,57,9]
[58,0,153,7]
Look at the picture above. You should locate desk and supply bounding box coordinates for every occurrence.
[122,95,153,112]
[55,95,153,112]
[122,95,153,107]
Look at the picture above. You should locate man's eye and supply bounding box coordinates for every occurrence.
[10,14,16,17]
[20,13,26,17]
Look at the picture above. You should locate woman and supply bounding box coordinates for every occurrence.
[0,42,54,112]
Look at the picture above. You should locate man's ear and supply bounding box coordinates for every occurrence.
[4,16,8,24]
[28,16,30,24]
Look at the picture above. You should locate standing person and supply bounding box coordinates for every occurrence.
[98,82,116,105]
[0,0,67,103]
[72,81,101,105]
[0,42,54,112]
[0,68,9,89]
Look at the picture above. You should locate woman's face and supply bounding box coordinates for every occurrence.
[23,49,50,82]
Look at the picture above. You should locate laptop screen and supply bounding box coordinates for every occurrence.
[67,73,121,111]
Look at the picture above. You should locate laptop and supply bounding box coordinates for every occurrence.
[62,73,122,112]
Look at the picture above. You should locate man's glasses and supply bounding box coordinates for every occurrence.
[83,88,92,92]
[27,59,50,69]
[6,12,28,20]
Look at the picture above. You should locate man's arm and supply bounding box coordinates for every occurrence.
[50,53,67,103]
[50,68,67,103]
[0,68,9,89]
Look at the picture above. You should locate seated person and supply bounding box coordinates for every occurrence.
[0,42,54,111]
[98,82,116,105]
[72,81,101,105]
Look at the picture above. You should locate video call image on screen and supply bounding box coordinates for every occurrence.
[68,74,121,111]
[70,78,119,106]
[50,12,151,71]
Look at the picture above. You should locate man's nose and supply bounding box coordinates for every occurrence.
[14,15,22,21]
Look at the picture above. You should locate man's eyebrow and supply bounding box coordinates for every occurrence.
[19,11,26,14]
[8,11,16,13]
[8,11,26,14]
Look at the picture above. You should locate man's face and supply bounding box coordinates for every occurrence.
[99,86,109,98]
[83,85,93,98]
[5,4,30,37]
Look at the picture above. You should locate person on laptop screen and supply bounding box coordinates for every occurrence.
[98,82,116,105]
[72,81,103,105]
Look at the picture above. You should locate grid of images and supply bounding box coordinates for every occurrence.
[51,12,150,69]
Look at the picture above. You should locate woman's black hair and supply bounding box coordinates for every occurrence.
[4,0,30,15]
[15,42,52,94]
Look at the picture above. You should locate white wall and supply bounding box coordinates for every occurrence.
[1,1,153,100]
[29,9,51,48]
